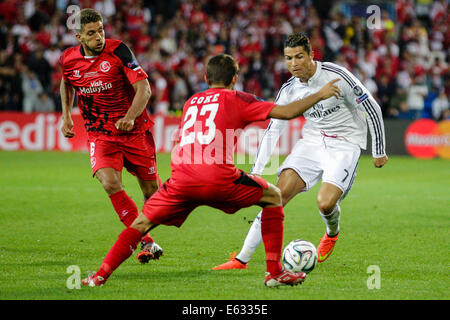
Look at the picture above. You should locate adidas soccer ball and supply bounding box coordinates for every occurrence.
[282,239,318,273]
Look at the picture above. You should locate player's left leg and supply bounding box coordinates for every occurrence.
[96,167,160,256]
[137,178,159,203]
[95,167,141,228]
[213,169,306,270]
[316,182,342,262]
[257,183,306,287]
[82,213,158,287]
[317,182,343,235]
[209,172,305,286]
[136,178,163,261]
[83,180,193,287]
[122,131,163,261]
[316,139,360,263]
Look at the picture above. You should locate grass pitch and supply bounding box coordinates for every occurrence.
[0,151,448,300]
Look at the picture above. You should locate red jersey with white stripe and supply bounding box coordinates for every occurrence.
[60,39,151,138]
[170,88,276,186]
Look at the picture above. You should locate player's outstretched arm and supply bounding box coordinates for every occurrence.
[60,79,75,138]
[115,79,152,131]
[269,79,341,120]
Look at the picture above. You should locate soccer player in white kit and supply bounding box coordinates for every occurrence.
[213,33,388,270]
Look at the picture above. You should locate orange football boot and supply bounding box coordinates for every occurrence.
[317,233,339,263]
[212,252,247,270]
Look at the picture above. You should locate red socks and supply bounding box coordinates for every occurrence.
[261,206,285,275]
[109,190,154,243]
[109,190,139,227]
[96,227,142,280]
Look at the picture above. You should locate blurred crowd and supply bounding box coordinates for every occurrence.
[0,0,448,120]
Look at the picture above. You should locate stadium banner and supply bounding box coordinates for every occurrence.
[0,111,306,155]
[0,112,87,151]
[403,119,450,159]
[0,112,448,159]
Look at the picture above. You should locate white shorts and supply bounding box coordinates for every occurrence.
[277,137,361,200]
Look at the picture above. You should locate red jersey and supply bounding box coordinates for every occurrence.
[60,39,151,138]
[170,88,276,186]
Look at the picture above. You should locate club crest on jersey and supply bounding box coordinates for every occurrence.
[100,61,111,73]
[90,157,96,168]
[353,85,364,96]
[353,85,368,104]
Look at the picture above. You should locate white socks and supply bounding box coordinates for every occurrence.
[236,204,341,263]
[319,204,341,237]
[236,211,263,263]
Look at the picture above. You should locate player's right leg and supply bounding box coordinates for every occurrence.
[122,130,164,261]
[256,183,306,287]
[95,167,140,226]
[316,182,343,263]
[82,213,158,287]
[316,140,360,262]
[83,180,194,287]
[136,178,164,261]
[212,169,305,270]
[94,167,163,262]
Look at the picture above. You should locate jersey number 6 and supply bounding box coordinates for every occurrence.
[180,103,219,147]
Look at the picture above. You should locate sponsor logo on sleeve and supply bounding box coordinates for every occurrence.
[353,85,368,104]
[356,93,369,104]
[127,60,140,70]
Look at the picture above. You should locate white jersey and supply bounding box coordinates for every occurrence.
[252,60,386,175]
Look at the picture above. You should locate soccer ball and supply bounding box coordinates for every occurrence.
[282,239,318,273]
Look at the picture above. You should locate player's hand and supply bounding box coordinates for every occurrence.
[319,79,341,100]
[373,155,388,168]
[115,117,135,131]
[61,117,75,138]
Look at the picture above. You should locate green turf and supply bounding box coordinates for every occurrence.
[0,151,448,300]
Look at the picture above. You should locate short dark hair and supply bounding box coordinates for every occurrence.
[206,54,239,87]
[284,33,311,55]
[75,8,103,33]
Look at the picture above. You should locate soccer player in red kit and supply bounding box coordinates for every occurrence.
[60,8,162,260]
[82,54,341,287]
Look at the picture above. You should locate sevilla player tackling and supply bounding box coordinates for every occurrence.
[82,53,341,287]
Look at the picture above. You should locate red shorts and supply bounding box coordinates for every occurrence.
[88,131,158,181]
[142,171,269,227]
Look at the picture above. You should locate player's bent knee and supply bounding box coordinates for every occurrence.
[95,169,123,195]
[104,183,123,195]
[130,213,153,234]
[143,186,158,202]
[317,198,337,215]
[260,184,283,207]
[140,180,159,202]
[278,170,305,206]
[97,174,123,195]
[281,193,292,207]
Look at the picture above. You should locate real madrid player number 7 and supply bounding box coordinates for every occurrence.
[213,33,389,271]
